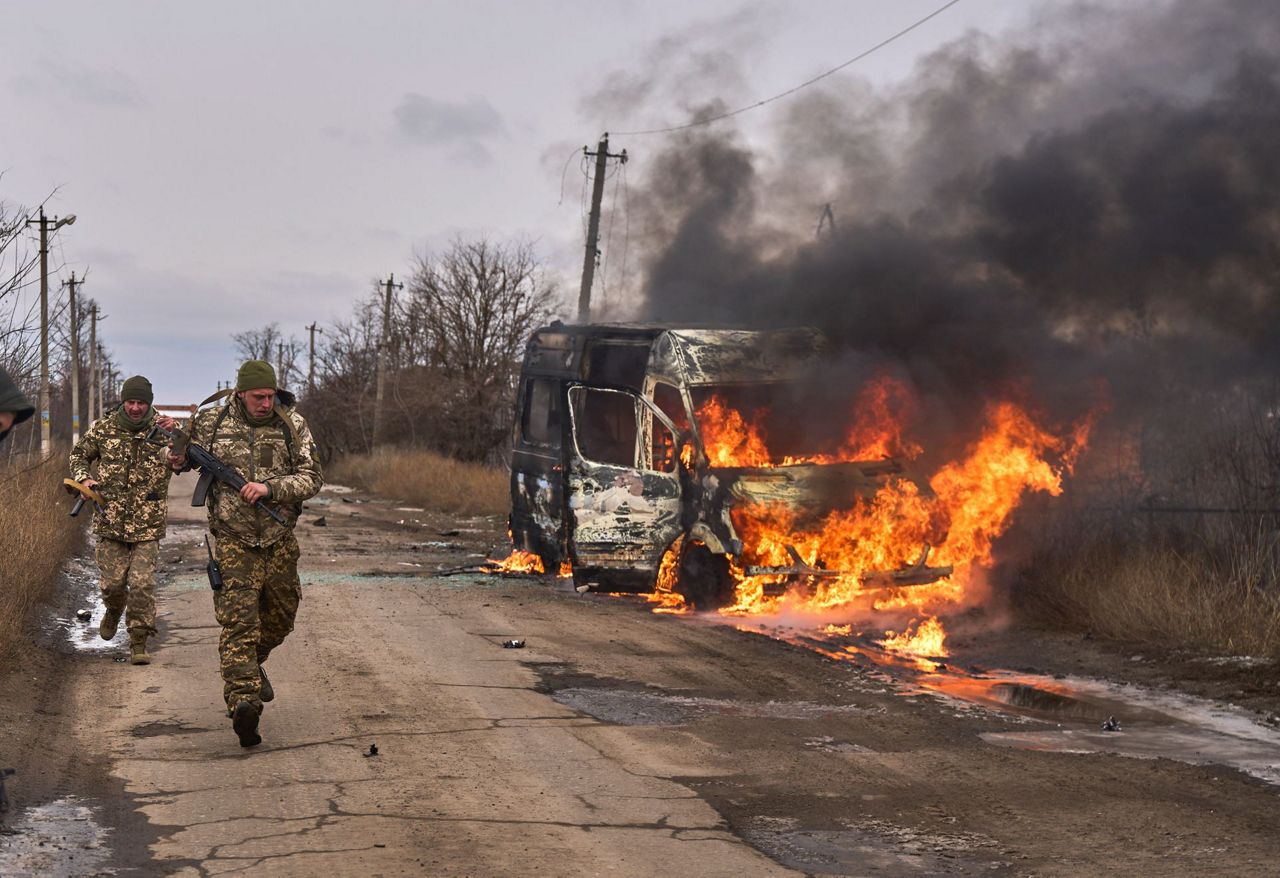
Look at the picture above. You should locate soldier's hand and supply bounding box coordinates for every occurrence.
[82,478,100,490]
[240,482,270,504]
[157,415,177,431]
[167,451,187,471]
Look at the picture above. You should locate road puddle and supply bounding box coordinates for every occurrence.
[740,815,1008,876]
[0,797,111,876]
[964,672,1280,785]
[48,556,120,656]
[738,619,1280,786]
[552,686,874,726]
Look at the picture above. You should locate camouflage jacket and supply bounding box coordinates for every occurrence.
[68,409,173,542]
[188,400,323,548]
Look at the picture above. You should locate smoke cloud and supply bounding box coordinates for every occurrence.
[601,0,1280,471]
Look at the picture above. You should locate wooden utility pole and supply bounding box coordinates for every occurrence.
[276,342,286,389]
[373,274,402,448]
[25,207,76,456]
[95,342,106,419]
[306,322,323,396]
[62,272,84,443]
[104,361,116,410]
[577,134,627,323]
[87,303,98,423]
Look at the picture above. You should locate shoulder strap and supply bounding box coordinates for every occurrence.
[273,403,300,466]
[209,404,232,448]
[199,387,234,408]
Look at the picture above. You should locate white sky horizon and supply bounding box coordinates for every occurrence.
[3,0,1025,405]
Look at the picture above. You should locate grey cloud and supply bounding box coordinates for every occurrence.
[393,93,505,146]
[11,65,144,107]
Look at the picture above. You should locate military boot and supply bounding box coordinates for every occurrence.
[129,632,151,665]
[232,701,262,748]
[99,607,122,641]
[258,665,274,703]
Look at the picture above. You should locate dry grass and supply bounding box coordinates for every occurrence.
[1017,521,1280,659]
[328,448,509,516]
[0,451,85,661]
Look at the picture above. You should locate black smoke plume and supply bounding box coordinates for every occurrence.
[598,0,1280,479]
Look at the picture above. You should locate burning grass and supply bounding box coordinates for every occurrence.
[329,448,508,516]
[0,453,85,662]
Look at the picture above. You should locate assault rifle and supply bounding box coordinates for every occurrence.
[152,423,287,525]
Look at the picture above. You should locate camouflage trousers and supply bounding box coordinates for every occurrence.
[96,538,159,637]
[211,531,301,712]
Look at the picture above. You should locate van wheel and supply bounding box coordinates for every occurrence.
[676,544,735,611]
[534,541,561,574]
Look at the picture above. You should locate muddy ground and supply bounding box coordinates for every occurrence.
[1,472,1278,876]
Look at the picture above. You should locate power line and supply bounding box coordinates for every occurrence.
[555,145,582,207]
[613,0,963,137]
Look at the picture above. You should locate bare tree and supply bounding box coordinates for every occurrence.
[405,238,558,459]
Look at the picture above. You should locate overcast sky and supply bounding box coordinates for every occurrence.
[2,0,1025,405]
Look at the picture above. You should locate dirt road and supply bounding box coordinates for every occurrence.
[2,473,1279,876]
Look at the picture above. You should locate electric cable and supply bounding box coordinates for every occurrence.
[613,0,962,136]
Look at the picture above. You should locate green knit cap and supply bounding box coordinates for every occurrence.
[236,360,277,392]
[121,375,154,404]
[0,367,34,435]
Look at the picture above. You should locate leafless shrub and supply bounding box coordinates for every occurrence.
[0,452,84,661]
[1016,393,1280,658]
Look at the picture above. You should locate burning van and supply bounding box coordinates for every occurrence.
[509,323,955,609]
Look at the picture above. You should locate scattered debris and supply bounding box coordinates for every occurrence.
[312,516,327,527]
[364,743,378,758]
[340,497,353,504]
[76,609,92,622]
[0,768,14,812]
[502,639,526,649]
[574,583,592,595]
[1101,715,1122,732]
[438,529,461,537]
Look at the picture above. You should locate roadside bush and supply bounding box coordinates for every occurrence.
[328,449,508,516]
[0,452,84,661]
[1014,400,1280,659]
[1015,517,1280,659]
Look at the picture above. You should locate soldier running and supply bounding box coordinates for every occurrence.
[169,360,322,748]
[68,375,176,664]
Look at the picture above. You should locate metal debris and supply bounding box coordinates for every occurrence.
[76,609,92,622]
[363,743,378,758]
[1101,715,1122,732]
[502,639,526,649]
[312,516,327,526]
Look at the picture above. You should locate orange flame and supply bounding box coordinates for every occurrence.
[558,560,573,578]
[483,549,545,575]
[694,382,1092,630]
[647,539,691,614]
[878,616,948,657]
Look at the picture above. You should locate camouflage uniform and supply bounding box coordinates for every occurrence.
[189,398,322,713]
[69,408,172,637]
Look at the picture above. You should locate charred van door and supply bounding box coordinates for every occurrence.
[566,385,684,585]
[510,376,567,568]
